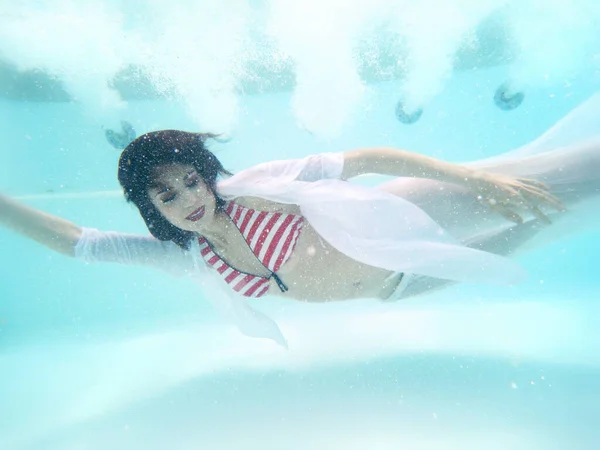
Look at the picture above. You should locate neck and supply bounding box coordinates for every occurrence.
[196,208,236,244]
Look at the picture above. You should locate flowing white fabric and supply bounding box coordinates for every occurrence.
[218,164,528,286]
[219,92,600,288]
[75,228,290,347]
[472,92,600,164]
[185,242,290,348]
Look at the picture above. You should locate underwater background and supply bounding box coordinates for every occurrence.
[1,1,600,448]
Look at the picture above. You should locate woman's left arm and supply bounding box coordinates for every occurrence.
[341,147,473,184]
[341,148,565,224]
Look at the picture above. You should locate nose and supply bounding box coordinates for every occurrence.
[180,188,197,207]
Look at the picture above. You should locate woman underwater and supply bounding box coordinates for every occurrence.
[2,93,600,346]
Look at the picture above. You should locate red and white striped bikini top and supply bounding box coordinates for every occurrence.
[197,201,304,298]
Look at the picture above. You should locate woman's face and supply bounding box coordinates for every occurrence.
[148,164,217,232]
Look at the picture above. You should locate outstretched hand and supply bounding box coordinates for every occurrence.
[467,171,566,225]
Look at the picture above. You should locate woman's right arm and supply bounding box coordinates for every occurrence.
[0,193,81,256]
[0,193,195,275]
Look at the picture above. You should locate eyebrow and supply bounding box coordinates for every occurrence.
[151,170,197,197]
[152,184,169,196]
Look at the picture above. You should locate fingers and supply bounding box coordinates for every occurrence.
[523,190,565,213]
[494,205,524,224]
[507,179,566,221]
[518,179,566,212]
[483,190,557,226]
[518,177,550,191]
[502,193,555,225]
[489,201,551,226]
[500,189,529,211]
[530,189,565,212]
[483,198,524,224]
[476,175,567,225]
[530,205,552,225]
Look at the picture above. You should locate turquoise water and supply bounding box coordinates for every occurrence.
[2,2,600,449]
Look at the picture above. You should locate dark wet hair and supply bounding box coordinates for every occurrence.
[117,130,232,249]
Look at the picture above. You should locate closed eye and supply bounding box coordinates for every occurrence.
[185,177,199,188]
[161,193,176,204]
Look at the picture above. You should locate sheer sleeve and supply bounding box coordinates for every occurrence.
[223,152,344,187]
[75,228,288,346]
[293,152,344,181]
[74,227,195,276]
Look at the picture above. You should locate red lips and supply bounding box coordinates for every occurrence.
[186,205,205,222]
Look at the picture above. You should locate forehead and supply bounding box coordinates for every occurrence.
[154,163,195,178]
[149,164,197,189]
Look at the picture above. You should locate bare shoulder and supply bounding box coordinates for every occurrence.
[233,196,301,214]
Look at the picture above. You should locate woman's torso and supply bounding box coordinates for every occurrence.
[200,198,400,302]
[276,223,401,301]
